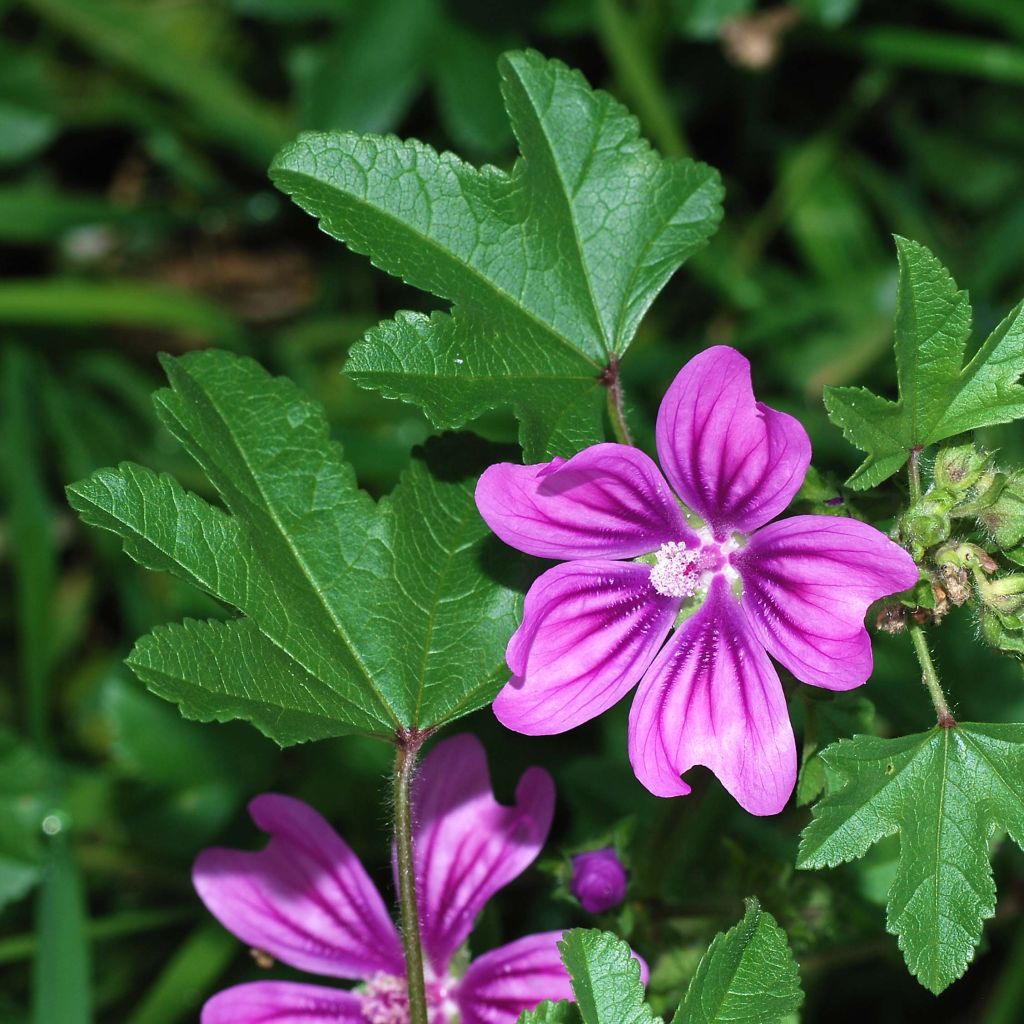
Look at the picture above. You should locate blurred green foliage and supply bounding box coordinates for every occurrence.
[1,0,1023,1021]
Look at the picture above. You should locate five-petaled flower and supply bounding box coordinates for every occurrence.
[193,734,574,1023]
[476,346,918,816]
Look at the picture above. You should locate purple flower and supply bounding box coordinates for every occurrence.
[476,346,918,816]
[192,734,573,1023]
[571,848,628,913]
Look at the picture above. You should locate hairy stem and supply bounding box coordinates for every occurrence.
[908,624,956,727]
[908,447,923,502]
[393,734,428,1024]
[603,355,635,446]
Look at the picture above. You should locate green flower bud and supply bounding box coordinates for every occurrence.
[933,444,992,493]
[901,491,955,558]
[979,603,1024,655]
[977,572,1024,617]
[979,472,1024,550]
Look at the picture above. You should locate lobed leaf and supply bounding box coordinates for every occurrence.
[270,49,723,459]
[67,351,521,743]
[797,723,1024,993]
[824,236,1024,489]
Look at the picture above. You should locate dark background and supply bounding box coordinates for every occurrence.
[1,0,1023,1021]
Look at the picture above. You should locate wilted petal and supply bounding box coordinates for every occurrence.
[412,734,555,973]
[736,515,919,689]
[495,561,680,735]
[629,576,797,815]
[655,347,811,537]
[456,932,574,1024]
[193,794,403,980]
[475,444,692,560]
[201,982,365,1023]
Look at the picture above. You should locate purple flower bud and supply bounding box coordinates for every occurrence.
[571,847,628,913]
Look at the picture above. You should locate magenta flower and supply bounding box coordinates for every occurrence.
[571,848,628,914]
[192,734,573,1023]
[476,346,918,816]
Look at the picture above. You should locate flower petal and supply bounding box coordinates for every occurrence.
[475,443,692,560]
[629,576,797,815]
[456,932,574,1024]
[412,734,555,973]
[193,794,403,980]
[735,515,919,689]
[201,982,364,1024]
[495,561,680,736]
[655,346,811,537]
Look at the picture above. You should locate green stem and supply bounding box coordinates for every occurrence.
[908,624,956,727]
[908,447,923,502]
[595,0,689,158]
[394,735,429,1024]
[603,355,634,446]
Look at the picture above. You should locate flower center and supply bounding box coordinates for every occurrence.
[649,542,719,598]
[359,972,457,1024]
[361,974,409,1024]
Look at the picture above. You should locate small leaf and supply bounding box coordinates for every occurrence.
[271,49,723,459]
[673,899,802,1024]
[67,351,521,742]
[824,237,1024,489]
[517,1002,579,1024]
[559,929,659,1024]
[797,723,1024,993]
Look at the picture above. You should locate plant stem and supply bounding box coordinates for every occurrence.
[595,0,689,158]
[908,623,956,727]
[908,447,923,502]
[393,733,429,1024]
[603,355,634,446]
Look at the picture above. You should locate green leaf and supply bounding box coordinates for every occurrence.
[559,929,659,1024]
[271,49,723,459]
[0,280,241,343]
[673,899,802,1024]
[2,349,58,746]
[824,237,1024,489]
[517,1003,579,1024]
[292,0,435,133]
[797,723,1024,993]
[795,693,875,806]
[25,0,289,164]
[124,923,236,1024]
[0,733,50,910]
[33,831,91,1024]
[67,351,520,742]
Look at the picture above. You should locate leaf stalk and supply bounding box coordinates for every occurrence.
[602,355,634,446]
[908,623,956,728]
[393,730,429,1024]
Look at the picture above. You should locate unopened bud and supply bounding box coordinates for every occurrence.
[977,573,1024,617]
[571,847,628,914]
[934,444,992,493]
[901,493,954,558]
[979,473,1024,550]
[979,603,1024,656]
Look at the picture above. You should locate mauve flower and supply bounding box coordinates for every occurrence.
[192,734,573,1023]
[571,848,628,913]
[476,346,918,816]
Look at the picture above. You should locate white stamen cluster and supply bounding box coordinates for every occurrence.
[360,973,410,1024]
[649,542,708,598]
